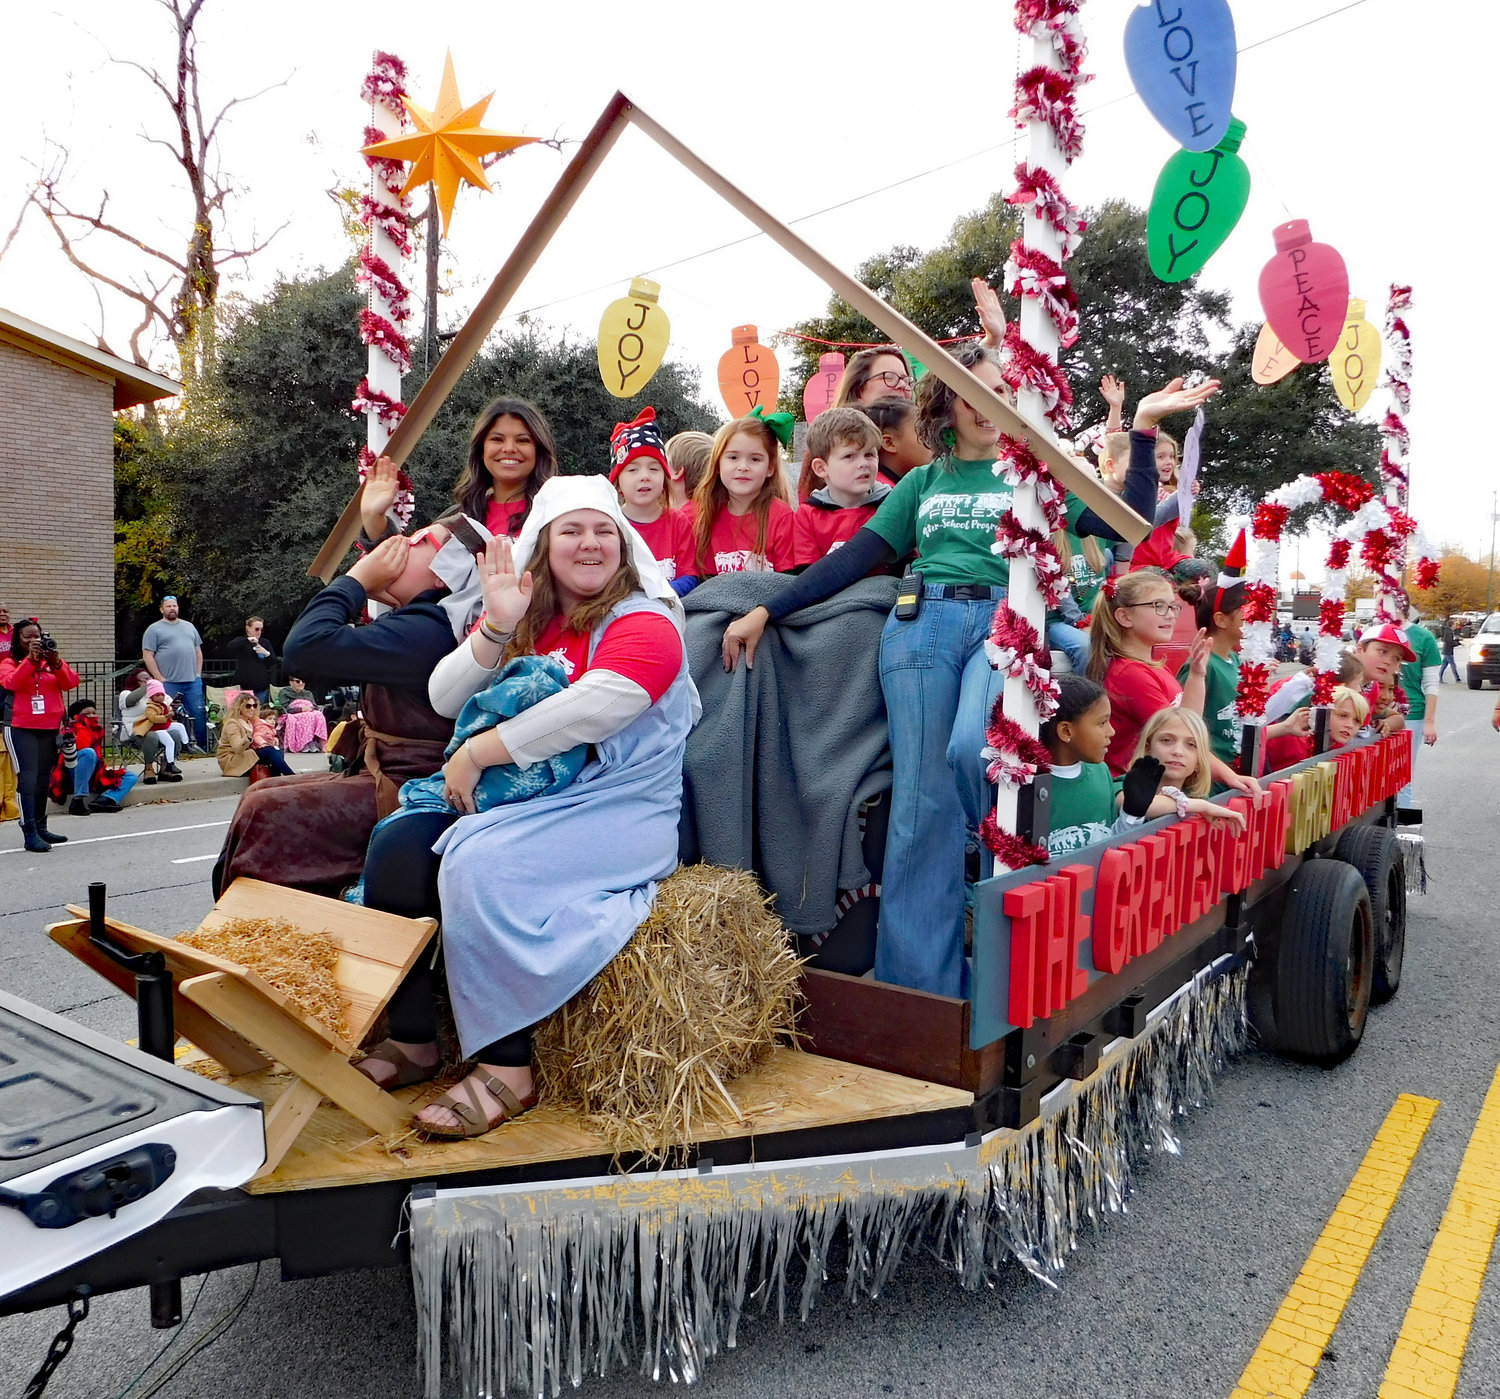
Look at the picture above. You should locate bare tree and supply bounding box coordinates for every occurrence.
[23,0,287,380]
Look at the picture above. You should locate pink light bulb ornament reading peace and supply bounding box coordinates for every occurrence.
[1256,220,1350,365]
[801,352,845,422]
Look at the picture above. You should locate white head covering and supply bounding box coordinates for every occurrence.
[365,513,494,639]
[511,475,678,607]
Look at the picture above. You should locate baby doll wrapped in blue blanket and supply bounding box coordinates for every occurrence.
[346,655,585,903]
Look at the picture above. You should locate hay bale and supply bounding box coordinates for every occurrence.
[178,916,348,1043]
[533,864,803,1156]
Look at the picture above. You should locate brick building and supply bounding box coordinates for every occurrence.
[0,309,180,660]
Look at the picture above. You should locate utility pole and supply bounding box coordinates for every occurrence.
[1488,491,1499,613]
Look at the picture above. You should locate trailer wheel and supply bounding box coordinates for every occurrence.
[1273,860,1374,1064]
[1334,825,1406,1002]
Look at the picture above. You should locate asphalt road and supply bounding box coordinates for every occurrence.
[2,684,1498,1399]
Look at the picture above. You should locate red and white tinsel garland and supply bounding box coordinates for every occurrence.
[1005,164,1087,257]
[1377,284,1413,506]
[1235,470,1440,717]
[984,605,1061,720]
[982,0,1089,869]
[354,51,415,529]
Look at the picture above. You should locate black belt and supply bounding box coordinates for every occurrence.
[925,583,1003,600]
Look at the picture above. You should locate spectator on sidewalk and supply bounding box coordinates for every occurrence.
[142,594,208,750]
[50,699,139,814]
[224,616,279,704]
[0,603,15,823]
[1439,616,1460,684]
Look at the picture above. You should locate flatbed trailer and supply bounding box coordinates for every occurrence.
[2,730,1419,1396]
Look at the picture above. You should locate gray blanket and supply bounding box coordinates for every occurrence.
[681,573,898,936]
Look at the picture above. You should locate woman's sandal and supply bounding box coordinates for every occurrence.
[415,1071,538,1141]
[355,1039,440,1090]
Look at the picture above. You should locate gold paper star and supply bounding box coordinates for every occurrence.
[361,51,538,235]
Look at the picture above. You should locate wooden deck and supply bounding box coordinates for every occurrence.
[210,1049,973,1195]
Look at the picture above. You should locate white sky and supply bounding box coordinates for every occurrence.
[4,0,1496,574]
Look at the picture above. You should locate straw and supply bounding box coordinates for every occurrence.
[533,864,803,1158]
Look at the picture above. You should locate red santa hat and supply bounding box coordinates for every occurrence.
[1357,622,1415,663]
[1214,529,1247,615]
[608,407,669,484]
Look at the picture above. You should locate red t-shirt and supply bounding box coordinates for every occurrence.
[485,497,528,538]
[627,508,697,581]
[1103,656,1183,776]
[0,654,82,730]
[1263,731,1312,774]
[532,611,683,703]
[791,500,880,568]
[695,500,796,576]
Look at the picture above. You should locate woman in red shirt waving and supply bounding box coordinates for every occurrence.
[1,618,81,852]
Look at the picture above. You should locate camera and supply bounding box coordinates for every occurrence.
[59,729,78,768]
[39,633,57,651]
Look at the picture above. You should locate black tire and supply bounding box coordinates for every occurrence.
[1272,859,1374,1064]
[1469,667,1483,690]
[1334,825,1406,1002]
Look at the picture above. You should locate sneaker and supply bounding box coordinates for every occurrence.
[87,797,122,813]
[67,796,92,817]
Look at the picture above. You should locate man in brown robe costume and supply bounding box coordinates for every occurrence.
[212,529,479,898]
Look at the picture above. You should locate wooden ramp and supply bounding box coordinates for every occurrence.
[217,1048,972,1195]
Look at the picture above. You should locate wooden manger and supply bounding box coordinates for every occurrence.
[48,878,438,1177]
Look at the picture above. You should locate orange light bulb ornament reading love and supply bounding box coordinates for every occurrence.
[717,325,780,418]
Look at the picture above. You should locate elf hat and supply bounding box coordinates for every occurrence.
[1358,622,1415,663]
[1214,529,1247,615]
[608,407,669,484]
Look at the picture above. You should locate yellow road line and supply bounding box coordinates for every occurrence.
[1231,1093,1439,1399]
[1379,1065,1500,1399]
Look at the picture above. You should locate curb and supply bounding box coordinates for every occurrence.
[120,752,330,808]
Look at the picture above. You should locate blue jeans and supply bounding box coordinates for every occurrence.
[72,748,139,802]
[1439,655,1459,683]
[1047,620,1090,675]
[164,678,207,747]
[875,596,1002,998]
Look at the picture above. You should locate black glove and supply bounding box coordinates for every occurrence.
[1121,755,1166,818]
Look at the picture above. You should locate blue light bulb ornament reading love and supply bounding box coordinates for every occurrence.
[1124,0,1237,153]
[1147,118,1249,283]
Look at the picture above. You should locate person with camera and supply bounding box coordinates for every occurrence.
[0,618,80,852]
[50,698,139,814]
[0,603,17,824]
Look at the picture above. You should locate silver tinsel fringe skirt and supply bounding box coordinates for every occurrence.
[410,961,1249,1398]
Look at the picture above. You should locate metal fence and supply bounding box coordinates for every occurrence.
[67,660,238,759]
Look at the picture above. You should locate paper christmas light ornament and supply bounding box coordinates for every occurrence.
[597,277,670,399]
[1147,118,1250,283]
[1251,322,1301,385]
[360,51,538,234]
[718,325,780,418]
[1330,298,1381,412]
[802,352,845,421]
[1124,0,1237,152]
[1257,220,1349,365]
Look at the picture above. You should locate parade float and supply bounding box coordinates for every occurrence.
[3,7,1433,1397]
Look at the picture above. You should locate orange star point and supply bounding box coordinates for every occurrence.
[361,50,538,235]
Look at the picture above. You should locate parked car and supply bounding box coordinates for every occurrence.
[1466,612,1500,689]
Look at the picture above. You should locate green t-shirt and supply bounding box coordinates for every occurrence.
[1064,535,1110,612]
[1180,649,1242,767]
[1400,623,1441,720]
[866,455,1088,588]
[1046,762,1121,856]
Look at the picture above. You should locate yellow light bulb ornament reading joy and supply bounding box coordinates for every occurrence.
[1330,298,1381,412]
[597,277,671,399]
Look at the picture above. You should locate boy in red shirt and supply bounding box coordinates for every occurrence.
[791,407,891,568]
[610,407,697,594]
